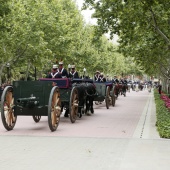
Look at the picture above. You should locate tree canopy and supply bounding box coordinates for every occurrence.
[0,0,143,84]
[83,0,170,79]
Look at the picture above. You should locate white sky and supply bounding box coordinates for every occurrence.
[75,0,97,24]
[74,0,119,44]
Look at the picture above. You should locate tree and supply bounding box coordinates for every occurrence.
[0,0,136,83]
[83,0,170,79]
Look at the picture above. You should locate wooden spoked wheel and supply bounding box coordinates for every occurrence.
[32,115,41,123]
[69,87,79,123]
[105,86,110,109]
[1,86,17,131]
[111,86,116,107]
[48,86,61,132]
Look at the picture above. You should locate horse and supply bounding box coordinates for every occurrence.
[121,83,128,96]
[114,83,121,99]
[71,81,96,118]
[113,82,128,98]
[84,83,96,115]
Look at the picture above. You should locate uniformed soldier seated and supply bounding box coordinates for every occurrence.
[69,65,79,78]
[99,73,106,82]
[47,65,62,78]
[123,77,128,84]
[58,60,69,78]
[112,75,119,84]
[94,71,100,82]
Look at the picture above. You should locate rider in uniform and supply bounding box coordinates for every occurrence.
[99,73,106,82]
[123,77,128,84]
[69,65,79,78]
[112,75,119,84]
[58,60,69,78]
[47,65,62,78]
[94,71,100,82]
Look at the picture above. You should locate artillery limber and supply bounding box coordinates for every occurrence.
[1,80,61,131]
[39,78,96,122]
[1,77,96,132]
[93,81,116,109]
[39,78,77,122]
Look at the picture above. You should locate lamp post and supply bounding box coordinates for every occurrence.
[83,68,86,78]
[6,63,10,81]
[68,64,71,73]
[131,74,134,82]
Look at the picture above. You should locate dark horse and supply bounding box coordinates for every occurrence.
[114,83,121,99]
[66,79,96,118]
[114,82,128,98]
[120,83,128,96]
[84,82,96,115]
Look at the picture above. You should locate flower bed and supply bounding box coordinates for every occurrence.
[160,93,170,111]
[154,89,170,138]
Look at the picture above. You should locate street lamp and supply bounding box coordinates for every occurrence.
[6,63,10,81]
[83,68,86,78]
[68,64,71,72]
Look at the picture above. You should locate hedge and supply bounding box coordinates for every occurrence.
[154,89,170,138]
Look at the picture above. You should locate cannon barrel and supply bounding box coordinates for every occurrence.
[17,97,39,108]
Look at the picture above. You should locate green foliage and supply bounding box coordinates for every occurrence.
[0,0,141,83]
[154,89,170,138]
[0,0,10,17]
[83,0,170,78]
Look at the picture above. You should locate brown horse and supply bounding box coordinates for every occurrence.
[114,83,128,98]
[114,83,121,98]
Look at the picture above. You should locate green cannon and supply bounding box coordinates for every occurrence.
[93,81,116,109]
[1,81,61,132]
[17,97,40,108]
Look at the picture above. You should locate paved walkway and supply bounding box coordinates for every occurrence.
[0,89,170,170]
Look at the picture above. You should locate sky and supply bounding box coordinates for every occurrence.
[75,0,97,24]
[74,0,119,44]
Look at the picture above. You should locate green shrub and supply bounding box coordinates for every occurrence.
[154,89,170,138]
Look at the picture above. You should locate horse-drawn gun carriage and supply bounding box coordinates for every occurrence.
[39,78,96,122]
[93,81,116,109]
[1,78,96,132]
[1,80,61,131]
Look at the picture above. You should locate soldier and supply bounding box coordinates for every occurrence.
[112,75,119,84]
[158,84,162,94]
[99,73,106,82]
[94,71,100,82]
[69,65,79,78]
[47,65,62,78]
[120,77,128,85]
[58,60,69,78]
[120,77,128,96]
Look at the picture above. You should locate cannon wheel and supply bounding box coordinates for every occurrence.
[33,115,41,123]
[111,86,116,106]
[69,87,79,123]
[48,86,61,132]
[105,86,110,109]
[1,86,17,131]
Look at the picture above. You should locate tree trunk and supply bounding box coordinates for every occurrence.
[0,64,6,85]
[25,61,31,81]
